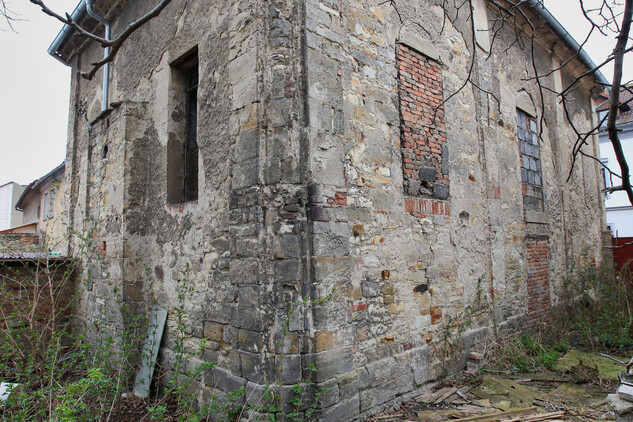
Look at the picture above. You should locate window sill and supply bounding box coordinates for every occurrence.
[525,211,547,224]
[166,200,199,213]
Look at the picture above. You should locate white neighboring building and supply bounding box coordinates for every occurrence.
[598,89,633,238]
[0,182,25,231]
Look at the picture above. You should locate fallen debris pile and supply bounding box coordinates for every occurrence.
[370,349,619,422]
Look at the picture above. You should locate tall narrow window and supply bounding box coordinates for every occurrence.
[517,109,544,213]
[184,66,199,202]
[48,189,55,218]
[42,192,49,220]
[168,48,199,204]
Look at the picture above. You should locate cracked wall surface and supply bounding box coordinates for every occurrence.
[60,0,607,419]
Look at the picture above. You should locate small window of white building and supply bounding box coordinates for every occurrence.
[601,158,611,199]
[598,110,608,128]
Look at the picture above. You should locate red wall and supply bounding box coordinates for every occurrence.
[613,237,633,272]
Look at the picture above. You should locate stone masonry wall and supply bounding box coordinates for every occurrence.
[303,0,606,419]
[64,0,319,412]
[60,0,608,420]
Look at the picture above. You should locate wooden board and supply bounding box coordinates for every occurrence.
[133,306,168,398]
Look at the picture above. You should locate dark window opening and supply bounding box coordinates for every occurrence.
[168,49,199,204]
[517,109,544,213]
[184,66,199,202]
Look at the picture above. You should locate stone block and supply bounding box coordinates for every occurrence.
[309,206,330,221]
[433,184,449,200]
[206,303,232,324]
[275,259,300,283]
[223,325,238,346]
[235,129,259,161]
[441,146,449,175]
[204,321,224,342]
[365,357,408,388]
[232,158,259,190]
[238,284,260,308]
[608,393,633,421]
[407,180,421,196]
[282,235,302,257]
[232,307,263,332]
[418,167,436,182]
[317,378,340,408]
[270,98,293,128]
[397,30,440,61]
[316,330,341,352]
[313,348,354,383]
[338,370,360,400]
[206,366,246,395]
[229,258,260,285]
[239,350,272,382]
[238,329,262,353]
[234,237,260,258]
[232,74,259,110]
[362,280,380,298]
[275,354,302,385]
[313,234,350,257]
[319,394,359,422]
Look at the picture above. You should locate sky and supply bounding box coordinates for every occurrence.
[0,0,631,186]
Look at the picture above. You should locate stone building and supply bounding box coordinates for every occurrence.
[50,0,608,418]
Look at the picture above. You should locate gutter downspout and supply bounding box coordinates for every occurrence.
[86,0,111,112]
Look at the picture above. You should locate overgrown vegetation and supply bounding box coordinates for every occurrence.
[2,225,631,420]
[551,256,633,351]
[480,255,633,376]
[0,235,323,421]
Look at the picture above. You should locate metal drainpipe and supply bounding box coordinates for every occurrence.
[86,0,111,112]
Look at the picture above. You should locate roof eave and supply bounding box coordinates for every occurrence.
[47,0,88,66]
[525,0,609,88]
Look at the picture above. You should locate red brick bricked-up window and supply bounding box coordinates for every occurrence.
[526,239,550,326]
[397,44,449,219]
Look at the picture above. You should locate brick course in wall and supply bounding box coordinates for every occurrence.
[404,197,450,220]
[397,44,449,206]
[526,239,550,326]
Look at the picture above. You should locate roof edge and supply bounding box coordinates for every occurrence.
[48,0,610,88]
[526,0,609,87]
[47,0,88,66]
[15,162,65,211]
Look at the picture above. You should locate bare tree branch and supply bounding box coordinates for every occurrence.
[80,0,173,80]
[604,240,633,249]
[606,0,633,205]
[29,0,108,44]
[1,0,21,32]
[29,0,173,81]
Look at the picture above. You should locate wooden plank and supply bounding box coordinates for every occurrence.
[414,389,438,403]
[500,411,565,422]
[133,306,168,398]
[460,383,479,394]
[451,407,537,422]
[415,386,451,403]
[433,386,459,404]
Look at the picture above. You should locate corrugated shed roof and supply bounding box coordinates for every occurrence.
[0,252,66,261]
